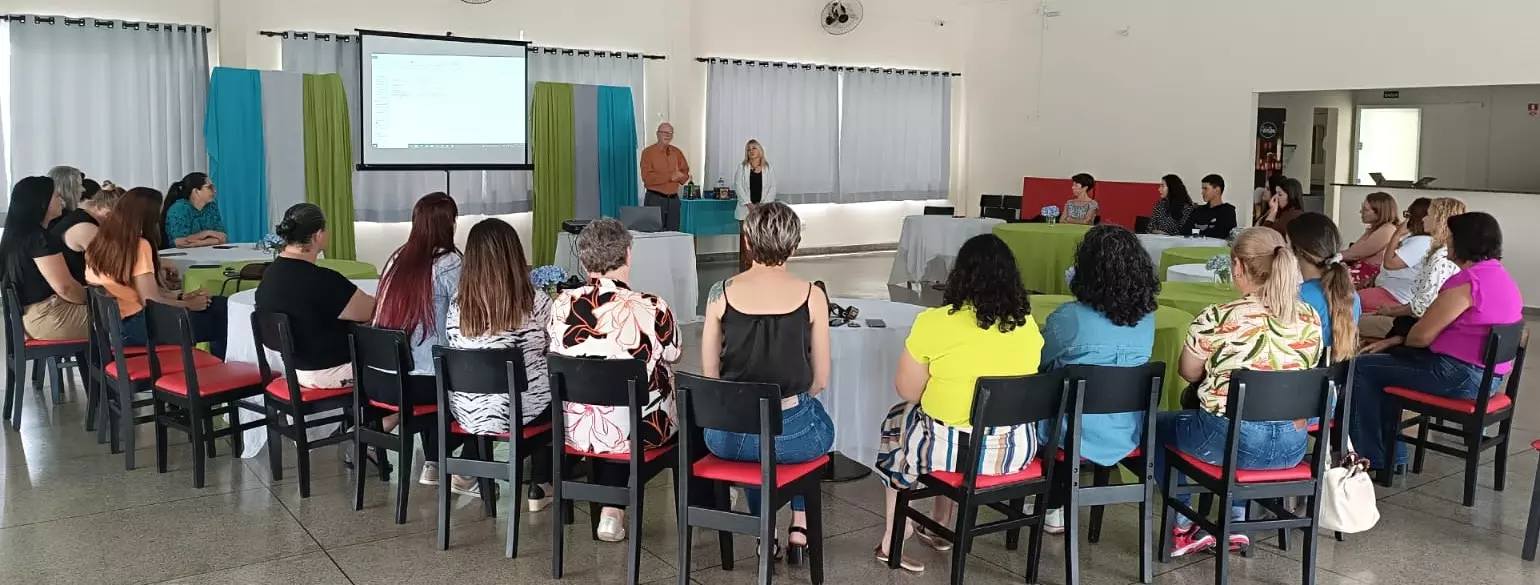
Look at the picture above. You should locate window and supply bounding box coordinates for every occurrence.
[1355,107,1421,185]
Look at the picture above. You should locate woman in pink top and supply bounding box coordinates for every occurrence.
[1348,212,1522,470]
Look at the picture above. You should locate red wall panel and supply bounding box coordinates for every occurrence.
[1020,177,1161,230]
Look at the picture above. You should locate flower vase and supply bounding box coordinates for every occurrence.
[1046,216,1058,225]
[1211,270,1233,287]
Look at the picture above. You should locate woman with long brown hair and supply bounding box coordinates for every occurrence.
[85,187,226,357]
[1341,192,1399,288]
[370,192,469,492]
[444,218,555,511]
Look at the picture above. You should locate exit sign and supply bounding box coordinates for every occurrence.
[1383,90,1400,99]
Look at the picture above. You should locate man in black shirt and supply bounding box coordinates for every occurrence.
[1181,174,1238,239]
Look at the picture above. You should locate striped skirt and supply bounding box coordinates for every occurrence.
[875,402,1039,490]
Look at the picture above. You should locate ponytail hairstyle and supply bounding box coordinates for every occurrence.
[161,172,209,240]
[1230,227,1302,325]
[1423,197,1468,263]
[1286,213,1358,361]
[374,192,460,342]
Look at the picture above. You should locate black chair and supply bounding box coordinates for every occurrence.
[1157,366,1338,585]
[981,206,1018,221]
[1055,363,1164,585]
[978,194,1004,211]
[1523,439,1540,561]
[548,354,676,584]
[220,261,270,297]
[2,281,89,429]
[251,310,357,498]
[1133,216,1152,234]
[143,301,266,488]
[888,371,1071,585]
[431,345,554,557]
[674,373,829,585]
[1377,322,1526,506]
[1303,356,1354,545]
[1000,195,1024,212]
[349,324,434,524]
[923,206,955,216]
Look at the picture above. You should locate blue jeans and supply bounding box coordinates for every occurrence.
[704,396,834,514]
[120,296,229,359]
[1347,350,1500,470]
[1154,409,1307,526]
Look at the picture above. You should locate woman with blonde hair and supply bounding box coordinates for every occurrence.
[1156,227,1324,557]
[1341,192,1399,288]
[732,139,777,271]
[1362,197,1467,350]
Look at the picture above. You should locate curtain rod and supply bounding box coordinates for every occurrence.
[696,56,960,77]
[2,14,211,32]
[258,30,665,60]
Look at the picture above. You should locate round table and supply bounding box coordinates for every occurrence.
[228,279,380,459]
[1030,295,1195,411]
[819,298,924,471]
[1158,246,1230,280]
[890,216,1005,285]
[158,244,271,272]
[1137,235,1227,268]
[182,258,378,296]
[1156,281,1241,317]
[1166,263,1215,283]
[993,223,1091,295]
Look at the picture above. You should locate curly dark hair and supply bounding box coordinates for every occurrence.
[943,234,1031,333]
[1069,225,1159,327]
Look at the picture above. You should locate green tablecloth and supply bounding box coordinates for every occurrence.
[1031,295,1196,412]
[182,258,379,296]
[1158,246,1230,279]
[994,223,1090,295]
[1156,281,1241,316]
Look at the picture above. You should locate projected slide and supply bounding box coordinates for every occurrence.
[359,31,530,169]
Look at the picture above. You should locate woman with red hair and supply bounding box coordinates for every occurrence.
[370,193,474,494]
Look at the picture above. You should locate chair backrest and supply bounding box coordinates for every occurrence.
[1000,195,1023,211]
[970,370,1071,430]
[546,354,648,408]
[250,310,300,398]
[1,281,26,353]
[87,286,129,369]
[1063,363,1165,416]
[1483,322,1525,371]
[348,324,413,407]
[143,300,209,393]
[1224,368,1334,423]
[432,345,529,434]
[675,373,783,436]
[1133,216,1152,234]
[979,194,1004,210]
[923,206,955,216]
[238,262,270,280]
[981,206,1017,221]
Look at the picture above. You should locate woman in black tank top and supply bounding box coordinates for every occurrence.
[700,202,833,562]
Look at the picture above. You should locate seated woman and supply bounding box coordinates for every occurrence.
[1062,173,1099,225]
[369,192,471,495]
[85,187,227,357]
[1147,174,1194,235]
[700,202,832,561]
[1348,212,1522,470]
[873,234,1045,573]
[162,172,227,249]
[1,177,89,340]
[1157,227,1324,557]
[1362,197,1465,342]
[1286,212,1362,355]
[52,180,122,287]
[550,217,682,542]
[444,218,555,512]
[1341,192,1399,288]
[1038,225,1159,535]
[254,203,376,389]
[1256,177,1305,235]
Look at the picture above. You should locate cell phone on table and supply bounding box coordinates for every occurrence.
[160,252,186,257]
[866,319,887,328]
[212,245,235,249]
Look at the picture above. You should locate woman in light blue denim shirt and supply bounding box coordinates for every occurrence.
[1038,225,1160,534]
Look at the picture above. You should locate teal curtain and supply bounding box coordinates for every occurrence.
[303,73,357,260]
[532,82,576,266]
[596,86,639,219]
[204,67,268,243]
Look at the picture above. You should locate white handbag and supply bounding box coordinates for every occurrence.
[1318,434,1380,533]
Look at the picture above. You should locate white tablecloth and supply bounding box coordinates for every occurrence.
[1167,263,1216,283]
[816,299,924,469]
[889,216,1005,284]
[229,279,379,459]
[554,230,700,322]
[1136,234,1227,267]
[158,244,272,272]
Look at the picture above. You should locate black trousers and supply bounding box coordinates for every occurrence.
[361,374,463,463]
[644,190,682,231]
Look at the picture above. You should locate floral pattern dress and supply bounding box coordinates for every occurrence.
[548,277,681,453]
[1184,297,1325,416]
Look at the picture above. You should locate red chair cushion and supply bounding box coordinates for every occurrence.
[367,400,437,416]
[121,346,151,357]
[1054,447,1142,463]
[1169,447,1314,483]
[930,459,1045,489]
[155,363,265,397]
[1385,386,1512,414]
[1306,420,1335,433]
[692,454,830,487]
[104,348,221,381]
[1531,440,1540,452]
[264,377,352,403]
[23,337,88,348]
[565,444,674,463]
[450,420,552,440]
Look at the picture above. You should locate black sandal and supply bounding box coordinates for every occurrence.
[786,526,809,566]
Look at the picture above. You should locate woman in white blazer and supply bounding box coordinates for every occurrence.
[732,139,777,271]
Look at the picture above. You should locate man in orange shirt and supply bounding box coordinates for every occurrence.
[640,122,690,231]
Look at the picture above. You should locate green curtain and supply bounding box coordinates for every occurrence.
[532,82,576,266]
[302,73,357,260]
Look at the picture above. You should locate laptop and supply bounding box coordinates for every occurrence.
[618,206,663,233]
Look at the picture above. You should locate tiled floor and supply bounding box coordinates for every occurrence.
[4,252,1540,585]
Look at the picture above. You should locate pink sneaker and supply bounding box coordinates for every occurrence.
[1227,532,1251,552]
[1169,525,1216,558]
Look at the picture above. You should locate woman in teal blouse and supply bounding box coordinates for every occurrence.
[162,172,227,248]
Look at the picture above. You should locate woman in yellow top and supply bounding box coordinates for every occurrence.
[1157,227,1324,558]
[872,234,1044,573]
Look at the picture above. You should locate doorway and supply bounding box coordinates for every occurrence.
[1355,107,1422,185]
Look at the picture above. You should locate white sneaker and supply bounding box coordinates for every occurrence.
[596,515,627,542]
[418,461,440,486]
[1044,507,1066,535]
[450,476,482,498]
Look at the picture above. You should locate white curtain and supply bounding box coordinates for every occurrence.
[839,70,951,202]
[282,34,646,221]
[8,16,208,197]
[705,61,839,203]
